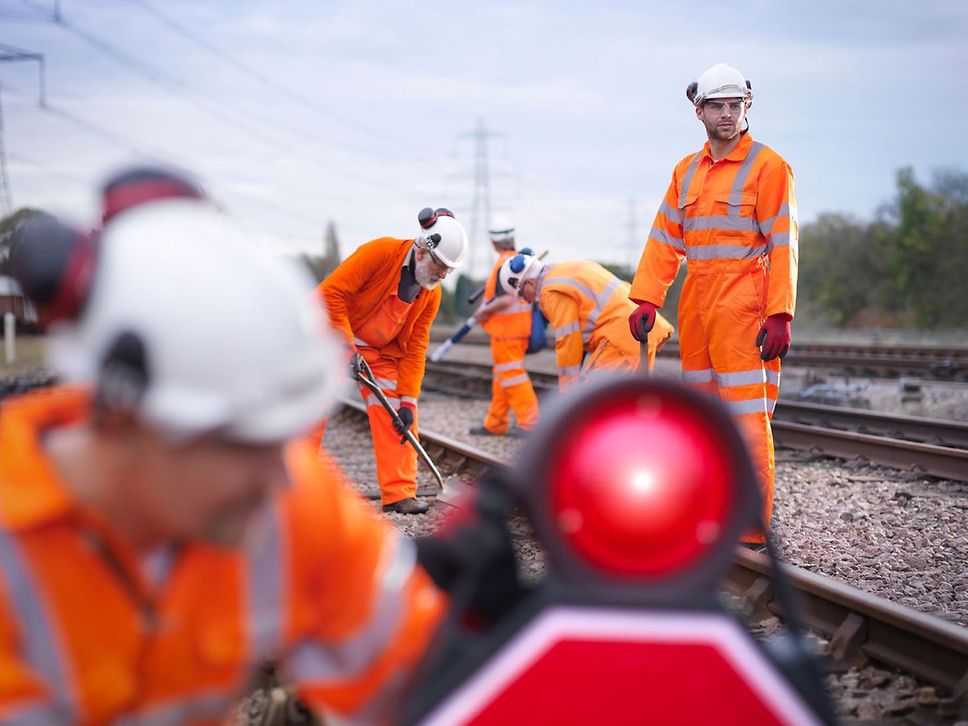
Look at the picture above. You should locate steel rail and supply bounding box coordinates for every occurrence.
[335,400,968,703]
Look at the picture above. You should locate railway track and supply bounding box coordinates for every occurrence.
[423,361,968,482]
[338,397,968,712]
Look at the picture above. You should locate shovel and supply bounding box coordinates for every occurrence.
[354,358,468,505]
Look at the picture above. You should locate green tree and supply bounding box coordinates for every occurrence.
[0,208,42,275]
[299,219,343,283]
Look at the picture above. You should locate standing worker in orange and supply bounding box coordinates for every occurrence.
[500,251,673,390]
[317,208,468,515]
[628,63,798,546]
[469,216,539,437]
[0,170,444,724]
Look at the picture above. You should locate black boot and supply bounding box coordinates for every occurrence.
[383,497,430,515]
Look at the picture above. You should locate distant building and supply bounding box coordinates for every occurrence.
[0,275,38,328]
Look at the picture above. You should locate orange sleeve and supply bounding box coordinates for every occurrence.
[629,170,686,307]
[541,289,584,390]
[318,242,381,348]
[396,288,440,402]
[282,442,445,721]
[756,157,799,318]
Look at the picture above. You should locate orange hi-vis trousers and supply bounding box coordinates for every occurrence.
[678,259,780,544]
[483,337,539,434]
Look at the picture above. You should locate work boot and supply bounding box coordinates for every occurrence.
[469,425,503,437]
[382,497,430,515]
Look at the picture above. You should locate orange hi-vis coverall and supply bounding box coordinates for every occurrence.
[479,250,539,433]
[630,132,798,544]
[538,260,673,390]
[316,237,441,506]
[0,387,444,725]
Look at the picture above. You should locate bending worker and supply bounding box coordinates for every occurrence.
[500,251,673,390]
[316,208,468,515]
[469,215,539,437]
[628,63,798,545]
[0,171,444,723]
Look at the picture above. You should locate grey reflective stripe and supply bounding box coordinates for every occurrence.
[400,395,417,406]
[678,154,701,209]
[649,225,685,252]
[683,215,759,233]
[767,232,791,249]
[659,201,682,225]
[558,365,581,377]
[583,278,623,341]
[768,396,778,415]
[766,369,780,387]
[715,369,766,388]
[494,360,523,373]
[500,373,531,388]
[725,398,769,415]
[682,368,714,383]
[759,204,790,236]
[115,690,235,726]
[353,337,369,347]
[365,395,397,409]
[4,701,65,724]
[685,243,767,261]
[246,505,285,660]
[373,377,397,391]
[286,536,415,682]
[543,277,598,303]
[554,321,580,339]
[728,142,764,209]
[0,527,76,721]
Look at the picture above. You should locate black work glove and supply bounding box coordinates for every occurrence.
[394,403,415,443]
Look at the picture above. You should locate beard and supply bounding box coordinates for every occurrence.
[415,258,444,290]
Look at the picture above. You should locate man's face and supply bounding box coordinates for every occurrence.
[520,278,537,304]
[128,425,288,547]
[696,97,747,141]
[415,246,454,290]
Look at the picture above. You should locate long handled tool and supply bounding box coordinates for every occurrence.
[429,314,477,362]
[355,358,467,504]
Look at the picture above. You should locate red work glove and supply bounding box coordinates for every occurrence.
[755,314,792,361]
[628,301,658,343]
[394,402,415,443]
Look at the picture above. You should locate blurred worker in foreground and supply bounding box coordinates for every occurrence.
[314,208,468,515]
[468,216,539,437]
[499,251,673,390]
[0,173,444,724]
[628,63,798,545]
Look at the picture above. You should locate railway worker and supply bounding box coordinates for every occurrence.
[628,63,798,545]
[468,215,540,437]
[499,251,673,390]
[315,208,468,515]
[0,183,444,724]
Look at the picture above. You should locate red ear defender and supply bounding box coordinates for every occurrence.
[101,166,206,224]
[10,213,98,327]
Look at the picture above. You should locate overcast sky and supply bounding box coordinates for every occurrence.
[2,0,966,277]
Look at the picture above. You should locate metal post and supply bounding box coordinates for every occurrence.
[4,312,15,364]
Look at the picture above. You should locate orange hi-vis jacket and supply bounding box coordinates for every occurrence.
[480,250,532,339]
[0,388,444,725]
[538,261,672,389]
[629,132,798,316]
[317,237,441,402]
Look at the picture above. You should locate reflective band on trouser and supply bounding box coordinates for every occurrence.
[246,504,286,660]
[115,690,235,726]
[0,526,78,722]
[484,337,538,433]
[286,536,414,683]
[357,354,417,505]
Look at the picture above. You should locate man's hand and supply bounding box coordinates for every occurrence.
[755,314,792,361]
[394,403,415,443]
[628,301,658,343]
[348,351,364,379]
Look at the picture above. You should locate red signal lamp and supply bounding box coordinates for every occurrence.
[517,377,760,588]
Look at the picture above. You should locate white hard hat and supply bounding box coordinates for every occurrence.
[420,214,468,269]
[687,63,753,106]
[488,214,515,246]
[47,199,344,443]
[498,251,545,297]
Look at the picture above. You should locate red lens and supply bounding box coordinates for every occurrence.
[547,392,734,578]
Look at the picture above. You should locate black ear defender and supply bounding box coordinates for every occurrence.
[96,330,150,413]
[418,206,456,230]
[686,81,698,104]
[10,213,98,327]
